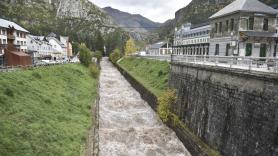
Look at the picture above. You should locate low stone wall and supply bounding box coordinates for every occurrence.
[169,62,278,156]
[115,62,217,156]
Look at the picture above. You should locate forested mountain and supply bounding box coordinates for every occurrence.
[103,7,161,33]
[0,0,114,50]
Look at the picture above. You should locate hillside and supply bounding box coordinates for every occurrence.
[0,0,114,50]
[0,64,98,155]
[103,7,161,33]
[157,0,278,39]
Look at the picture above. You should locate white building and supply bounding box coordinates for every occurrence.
[173,23,211,55]
[60,36,73,58]
[47,37,67,59]
[27,35,53,59]
[147,42,172,55]
[0,18,30,65]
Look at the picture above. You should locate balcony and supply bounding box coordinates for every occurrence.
[7,34,15,40]
[0,44,7,48]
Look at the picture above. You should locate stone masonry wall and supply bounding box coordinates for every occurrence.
[169,62,278,156]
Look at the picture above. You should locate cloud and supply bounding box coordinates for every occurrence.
[90,0,192,23]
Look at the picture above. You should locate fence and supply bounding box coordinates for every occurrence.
[137,55,171,62]
[136,54,278,73]
[171,55,278,73]
[0,62,74,73]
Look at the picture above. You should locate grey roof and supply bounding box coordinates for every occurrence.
[0,18,29,33]
[46,37,66,48]
[150,42,166,49]
[210,0,278,19]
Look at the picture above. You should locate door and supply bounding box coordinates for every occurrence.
[260,44,267,57]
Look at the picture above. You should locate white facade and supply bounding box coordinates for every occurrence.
[48,37,67,58]
[27,35,53,58]
[173,23,211,55]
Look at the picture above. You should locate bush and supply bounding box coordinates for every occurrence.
[157,89,176,122]
[4,88,14,97]
[93,50,103,63]
[109,48,121,63]
[79,43,92,67]
[89,63,100,79]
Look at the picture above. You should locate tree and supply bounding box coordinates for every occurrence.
[124,38,136,55]
[95,31,104,53]
[72,42,80,55]
[93,50,103,64]
[105,29,122,55]
[109,48,121,63]
[79,43,92,67]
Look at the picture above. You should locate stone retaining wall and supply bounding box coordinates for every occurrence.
[169,62,278,156]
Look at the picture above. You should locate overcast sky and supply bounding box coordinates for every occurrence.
[90,0,192,23]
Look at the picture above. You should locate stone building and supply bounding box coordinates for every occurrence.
[173,23,211,55]
[147,42,172,55]
[209,0,278,57]
[60,36,73,58]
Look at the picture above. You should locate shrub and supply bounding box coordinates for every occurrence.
[93,50,103,64]
[4,88,14,97]
[157,89,176,122]
[32,72,42,79]
[79,43,92,67]
[89,63,100,79]
[109,48,121,63]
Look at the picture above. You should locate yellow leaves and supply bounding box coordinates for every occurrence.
[157,89,177,123]
[124,38,136,55]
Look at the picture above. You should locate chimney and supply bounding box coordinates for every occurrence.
[6,26,16,51]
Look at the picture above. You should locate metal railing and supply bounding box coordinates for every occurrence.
[137,55,171,62]
[0,62,75,73]
[171,55,278,73]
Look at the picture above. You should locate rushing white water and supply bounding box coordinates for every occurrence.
[99,58,191,156]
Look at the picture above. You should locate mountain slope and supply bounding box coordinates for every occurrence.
[0,0,114,50]
[103,7,161,33]
[157,0,278,39]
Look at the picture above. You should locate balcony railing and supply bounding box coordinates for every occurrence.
[171,55,278,73]
[7,34,15,39]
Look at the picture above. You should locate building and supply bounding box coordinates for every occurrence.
[173,23,211,55]
[147,42,172,55]
[60,36,73,58]
[27,35,53,62]
[46,36,67,59]
[209,0,278,57]
[0,18,31,66]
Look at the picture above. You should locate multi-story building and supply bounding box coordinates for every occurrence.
[27,35,53,60]
[60,36,73,58]
[209,0,278,57]
[0,18,30,65]
[147,42,172,55]
[173,23,211,55]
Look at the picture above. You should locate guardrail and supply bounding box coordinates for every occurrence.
[0,62,76,73]
[171,55,278,73]
[137,55,171,62]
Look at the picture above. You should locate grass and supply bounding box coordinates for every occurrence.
[118,57,169,96]
[0,64,98,155]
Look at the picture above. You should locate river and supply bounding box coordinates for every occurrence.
[99,58,191,156]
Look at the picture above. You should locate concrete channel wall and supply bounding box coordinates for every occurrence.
[115,62,216,156]
[169,62,278,156]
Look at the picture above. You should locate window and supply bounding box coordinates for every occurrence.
[249,17,254,30]
[0,39,2,44]
[230,18,234,31]
[226,44,230,56]
[274,45,277,57]
[17,32,19,37]
[225,20,229,32]
[245,43,252,56]
[215,44,219,55]
[219,22,222,33]
[263,18,268,31]
[3,39,6,44]
[17,41,20,45]
[215,23,218,33]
